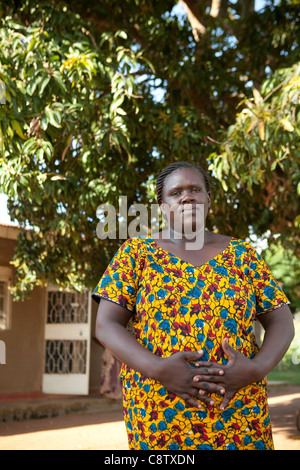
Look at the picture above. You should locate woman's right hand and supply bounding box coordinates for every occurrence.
[155,350,225,408]
[96,301,225,408]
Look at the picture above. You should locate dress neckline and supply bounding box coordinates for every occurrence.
[147,236,236,270]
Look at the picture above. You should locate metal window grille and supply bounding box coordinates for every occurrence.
[47,290,89,324]
[45,340,87,374]
[44,290,89,374]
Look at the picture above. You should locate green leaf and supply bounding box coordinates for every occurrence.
[279,118,294,132]
[110,94,124,114]
[40,114,48,131]
[27,37,37,52]
[52,71,66,92]
[11,120,26,139]
[22,138,37,153]
[45,107,62,128]
[51,174,66,181]
[116,107,127,115]
[116,31,127,40]
[40,76,50,95]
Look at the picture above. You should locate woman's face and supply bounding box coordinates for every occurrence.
[160,167,211,238]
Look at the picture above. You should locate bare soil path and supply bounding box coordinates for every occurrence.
[0,384,299,451]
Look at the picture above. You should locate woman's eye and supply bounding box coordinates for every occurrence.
[170,188,201,196]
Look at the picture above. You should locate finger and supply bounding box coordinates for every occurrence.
[219,391,235,410]
[179,393,203,409]
[183,350,204,363]
[196,382,225,395]
[194,361,218,368]
[197,393,215,406]
[194,366,225,376]
[183,392,215,408]
[221,338,236,362]
[193,373,224,384]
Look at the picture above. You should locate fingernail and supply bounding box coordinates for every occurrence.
[197,350,203,355]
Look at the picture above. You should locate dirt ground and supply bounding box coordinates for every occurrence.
[0,384,299,451]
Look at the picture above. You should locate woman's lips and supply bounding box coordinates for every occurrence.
[182,204,198,212]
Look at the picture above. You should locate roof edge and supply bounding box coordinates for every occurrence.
[0,223,21,240]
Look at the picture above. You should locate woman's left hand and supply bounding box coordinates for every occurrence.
[193,338,260,410]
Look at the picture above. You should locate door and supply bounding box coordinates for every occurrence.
[42,287,91,395]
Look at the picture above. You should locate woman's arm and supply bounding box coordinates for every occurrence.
[194,305,294,410]
[95,298,225,408]
[252,304,295,375]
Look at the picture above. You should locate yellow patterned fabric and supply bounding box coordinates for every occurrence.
[92,237,290,450]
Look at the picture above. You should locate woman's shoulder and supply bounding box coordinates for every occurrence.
[208,233,259,260]
[228,237,264,268]
[230,237,259,252]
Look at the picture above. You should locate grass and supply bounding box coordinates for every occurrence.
[268,369,300,386]
[267,315,300,386]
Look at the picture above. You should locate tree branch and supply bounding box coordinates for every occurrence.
[241,0,255,18]
[179,0,207,41]
[210,0,222,18]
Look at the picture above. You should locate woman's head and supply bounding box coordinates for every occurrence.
[155,162,211,240]
[156,161,211,206]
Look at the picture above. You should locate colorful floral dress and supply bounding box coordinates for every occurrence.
[92,237,290,450]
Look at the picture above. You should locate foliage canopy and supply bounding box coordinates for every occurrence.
[0,0,299,302]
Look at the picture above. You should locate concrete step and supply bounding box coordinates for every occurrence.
[0,381,290,423]
[0,395,122,422]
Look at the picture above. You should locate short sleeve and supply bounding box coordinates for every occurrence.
[245,243,290,316]
[92,238,143,312]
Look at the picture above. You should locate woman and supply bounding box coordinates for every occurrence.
[93,161,294,450]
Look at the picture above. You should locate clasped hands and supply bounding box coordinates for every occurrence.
[157,338,260,410]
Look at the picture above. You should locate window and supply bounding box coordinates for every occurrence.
[0,267,12,331]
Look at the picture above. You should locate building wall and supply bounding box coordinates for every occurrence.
[0,237,16,266]
[0,230,104,396]
[0,233,46,394]
[0,286,46,394]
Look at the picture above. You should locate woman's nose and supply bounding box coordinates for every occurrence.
[181,191,195,202]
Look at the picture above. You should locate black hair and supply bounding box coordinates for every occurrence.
[156,161,211,205]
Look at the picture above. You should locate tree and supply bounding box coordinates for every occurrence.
[0,0,299,300]
[262,240,300,313]
[209,63,300,249]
